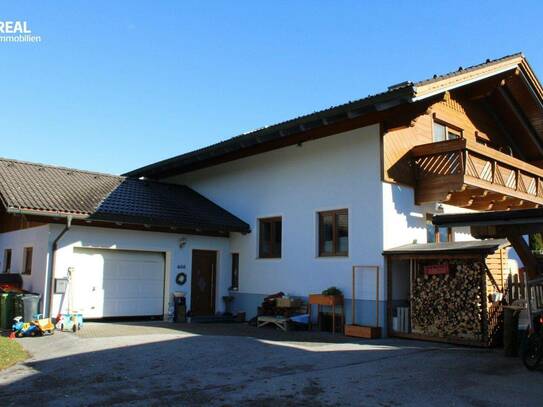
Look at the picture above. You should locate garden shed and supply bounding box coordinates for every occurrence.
[384,239,511,347]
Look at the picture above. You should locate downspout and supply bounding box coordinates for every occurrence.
[45,216,72,318]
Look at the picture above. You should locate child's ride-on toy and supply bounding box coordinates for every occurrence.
[11,317,41,337]
[33,314,55,335]
[11,315,55,337]
[56,313,83,332]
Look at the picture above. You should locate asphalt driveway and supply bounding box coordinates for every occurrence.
[0,321,541,406]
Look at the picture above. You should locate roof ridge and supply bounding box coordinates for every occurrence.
[414,52,523,87]
[0,156,124,179]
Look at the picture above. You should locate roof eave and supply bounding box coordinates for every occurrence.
[5,207,251,235]
[124,86,415,178]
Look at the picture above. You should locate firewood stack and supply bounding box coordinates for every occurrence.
[411,262,484,341]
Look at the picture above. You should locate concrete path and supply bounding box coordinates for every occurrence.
[1,322,541,406]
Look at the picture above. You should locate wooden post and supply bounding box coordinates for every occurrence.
[481,255,489,344]
[332,303,336,334]
[507,233,539,278]
[499,249,505,291]
[351,265,356,325]
[376,265,380,328]
[386,256,393,336]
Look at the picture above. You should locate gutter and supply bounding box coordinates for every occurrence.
[44,216,72,317]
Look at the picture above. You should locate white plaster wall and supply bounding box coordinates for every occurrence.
[167,124,386,301]
[382,182,475,250]
[0,225,50,294]
[48,224,230,318]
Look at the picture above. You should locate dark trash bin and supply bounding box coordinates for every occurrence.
[504,306,521,357]
[174,295,186,323]
[0,293,23,329]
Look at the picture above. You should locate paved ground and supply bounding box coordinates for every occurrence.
[1,321,542,406]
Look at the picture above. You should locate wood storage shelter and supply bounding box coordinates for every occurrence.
[384,239,510,347]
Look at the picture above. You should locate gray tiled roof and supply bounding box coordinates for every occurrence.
[0,158,250,234]
[126,53,524,178]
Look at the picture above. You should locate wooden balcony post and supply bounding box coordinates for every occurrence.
[492,160,497,184]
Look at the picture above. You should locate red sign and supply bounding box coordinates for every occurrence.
[424,264,449,275]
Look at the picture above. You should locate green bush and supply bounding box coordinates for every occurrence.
[321,287,342,296]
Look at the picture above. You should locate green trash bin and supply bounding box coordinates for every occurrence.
[0,293,16,329]
[0,293,26,329]
[14,293,24,319]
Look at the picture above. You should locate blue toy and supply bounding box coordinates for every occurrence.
[11,316,41,337]
[56,313,83,332]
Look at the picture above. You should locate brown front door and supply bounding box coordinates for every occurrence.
[190,250,217,316]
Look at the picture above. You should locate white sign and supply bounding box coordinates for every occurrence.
[0,21,31,34]
[0,20,42,43]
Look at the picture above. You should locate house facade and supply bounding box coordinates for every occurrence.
[0,163,248,319]
[2,53,543,334]
[163,124,474,326]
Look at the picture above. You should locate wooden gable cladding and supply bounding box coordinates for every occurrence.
[383,75,543,210]
[0,211,46,233]
[485,247,508,296]
[384,91,514,186]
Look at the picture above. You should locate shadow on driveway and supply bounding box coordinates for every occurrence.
[1,322,541,406]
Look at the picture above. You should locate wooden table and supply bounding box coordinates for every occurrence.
[308,294,344,335]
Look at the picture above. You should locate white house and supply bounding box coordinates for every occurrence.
[0,160,248,319]
[2,53,543,335]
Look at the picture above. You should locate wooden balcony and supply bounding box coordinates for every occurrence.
[412,139,543,210]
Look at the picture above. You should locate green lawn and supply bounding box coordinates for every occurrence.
[0,336,28,370]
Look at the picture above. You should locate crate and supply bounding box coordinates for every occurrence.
[276,297,302,308]
[344,324,381,339]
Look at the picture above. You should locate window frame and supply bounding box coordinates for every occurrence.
[426,214,453,243]
[433,118,463,142]
[258,217,282,259]
[3,249,12,273]
[230,253,239,291]
[318,209,349,257]
[22,247,33,275]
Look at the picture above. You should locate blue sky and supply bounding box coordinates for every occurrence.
[3,1,543,174]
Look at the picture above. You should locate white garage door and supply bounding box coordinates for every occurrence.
[72,248,165,318]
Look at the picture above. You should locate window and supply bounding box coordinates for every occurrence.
[259,217,282,258]
[318,209,348,256]
[22,247,32,275]
[230,253,239,290]
[433,121,462,142]
[3,249,11,273]
[426,215,452,243]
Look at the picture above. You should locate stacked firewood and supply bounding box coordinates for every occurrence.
[411,262,484,340]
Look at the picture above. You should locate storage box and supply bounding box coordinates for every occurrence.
[275,297,301,308]
[344,324,381,339]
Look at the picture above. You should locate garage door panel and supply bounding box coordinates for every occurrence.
[73,248,165,318]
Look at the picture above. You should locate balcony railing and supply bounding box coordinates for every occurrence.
[411,139,543,209]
